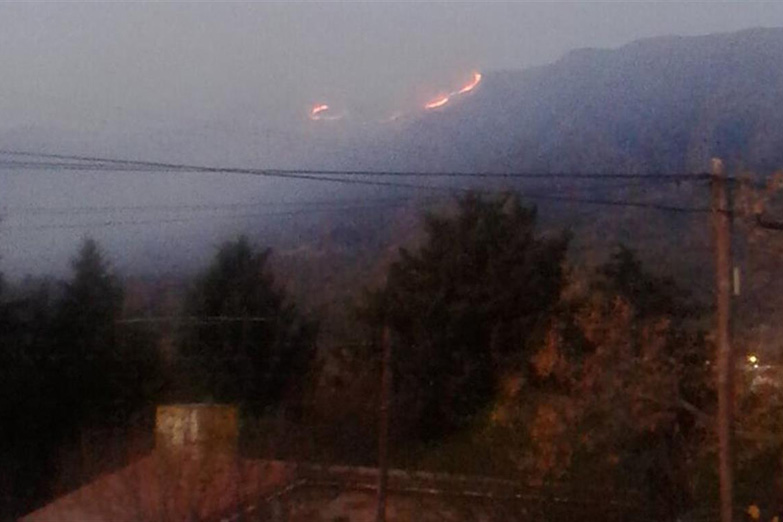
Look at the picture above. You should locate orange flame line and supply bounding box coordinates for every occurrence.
[310,104,330,118]
[425,95,450,110]
[457,72,482,95]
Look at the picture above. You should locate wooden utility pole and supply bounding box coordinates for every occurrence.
[376,325,392,522]
[712,158,734,522]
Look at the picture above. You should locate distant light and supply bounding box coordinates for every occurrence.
[748,354,758,364]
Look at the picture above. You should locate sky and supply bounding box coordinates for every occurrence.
[3,2,783,133]
[3,1,783,278]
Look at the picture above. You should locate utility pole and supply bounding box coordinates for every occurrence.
[376,325,392,522]
[712,158,734,522]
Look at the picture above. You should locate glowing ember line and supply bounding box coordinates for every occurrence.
[457,72,482,95]
[310,104,330,119]
[425,95,450,110]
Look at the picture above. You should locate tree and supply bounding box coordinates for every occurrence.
[492,247,713,520]
[52,239,124,425]
[0,278,64,518]
[54,238,160,427]
[1,241,163,518]
[0,240,130,517]
[363,192,570,443]
[179,237,317,412]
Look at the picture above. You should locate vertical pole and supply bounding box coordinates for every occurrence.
[712,158,734,522]
[376,325,392,522]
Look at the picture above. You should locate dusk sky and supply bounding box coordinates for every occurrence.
[3,2,783,277]
[3,2,783,132]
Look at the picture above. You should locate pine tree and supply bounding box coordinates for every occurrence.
[55,238,125,425]
[179,236,317,412]
[363,192,570,442]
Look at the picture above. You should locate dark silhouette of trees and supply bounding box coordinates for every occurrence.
[0,239,165,518]
[595,244,699,322]
[0,266,67,517]
[178,237,317,412]
[591,247,711,519]
[55,238,162,430]
[362,192,570,443]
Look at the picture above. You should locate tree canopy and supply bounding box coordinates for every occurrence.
[363,192,570,442]
[179,236,317,412]
[0,239,163,518]
[490,246,713,518]
[54,238,126,424]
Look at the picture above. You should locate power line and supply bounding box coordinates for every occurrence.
[0,180,703,217]
[0,154,476,192]
[0,149,714,182]
[0,195,441,216]
[0,196,712,233]
[0,149,717,219]
[0,159,714,200]
[0,194,711,233]
[0,201,419,231]
[527,193,712,214]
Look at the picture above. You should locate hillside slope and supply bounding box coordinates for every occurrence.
[346,27,783,176]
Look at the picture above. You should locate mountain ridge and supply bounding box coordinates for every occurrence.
[342,27,783,177]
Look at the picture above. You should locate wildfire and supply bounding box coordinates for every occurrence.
[425,95,450,110]
[309,70,482,119]
[310,104,330,120]
[457,72,482,94]
[423,71,482,110]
